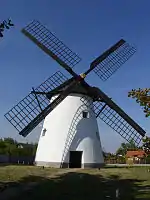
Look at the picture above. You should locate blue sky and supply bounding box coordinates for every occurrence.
[0,0,150,153]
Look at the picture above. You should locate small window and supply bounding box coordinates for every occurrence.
[42,128,47,136]
[82,111,89,118]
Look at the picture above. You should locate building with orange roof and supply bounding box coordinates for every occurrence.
[126,150,147,164]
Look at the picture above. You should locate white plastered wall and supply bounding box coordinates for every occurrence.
[35,93,104,167]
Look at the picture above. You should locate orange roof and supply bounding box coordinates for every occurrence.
[126,150,146,158]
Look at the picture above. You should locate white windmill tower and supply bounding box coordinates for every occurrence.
[35,86,104,168]
[5,20,146,168]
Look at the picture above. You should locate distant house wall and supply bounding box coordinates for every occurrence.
[126,150,147,164]
[126,157,145,164]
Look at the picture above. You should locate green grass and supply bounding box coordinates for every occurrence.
[0,165,150,199]
[0,165,59,182]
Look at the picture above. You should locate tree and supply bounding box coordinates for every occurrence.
[0,139,7,154]
[128,88,150,151]
[128,88,150,117]
[0,19,14,37]
[2,138,18,156]
[142,136,150,154]
[116,140,139,156]
[0,137,37,157]
[3,137,17,145]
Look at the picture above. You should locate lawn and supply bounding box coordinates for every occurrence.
[0,165,150,199]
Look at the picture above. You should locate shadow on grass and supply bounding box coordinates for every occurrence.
[0,171,150,200]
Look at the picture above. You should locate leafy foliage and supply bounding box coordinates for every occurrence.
[128,88,150,117]
[142,136,150,154]
[0,18,14,37]
[0,137,37,156]
[116,140,139,156]
[116,137,150,157]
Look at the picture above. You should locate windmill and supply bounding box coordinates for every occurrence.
[5,20,146,168]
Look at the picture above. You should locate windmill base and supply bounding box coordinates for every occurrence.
[35,94,104,168]
[35,161,105,168]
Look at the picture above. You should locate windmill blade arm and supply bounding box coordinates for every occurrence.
[80,86,146,146]
[32,87,43,111]
[87,39,136,81]
[31,77,75,96]
[22,20,81,77]
[90,39,125,69]
[5,75,82,137]
[18,78,81,137]
[18,89,71,137]
[93,87,145,136]
[4,71,68,136]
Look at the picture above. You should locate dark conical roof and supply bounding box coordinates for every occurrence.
[45,77,100,101]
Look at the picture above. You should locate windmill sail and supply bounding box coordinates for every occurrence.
[4,71,68,136]
[90,39,136,81]
[81,88,146,146]
[5,19,145,146]
[22,20,81,76]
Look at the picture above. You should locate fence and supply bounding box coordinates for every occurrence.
[105,157,150,164]
[0,154,35,165]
